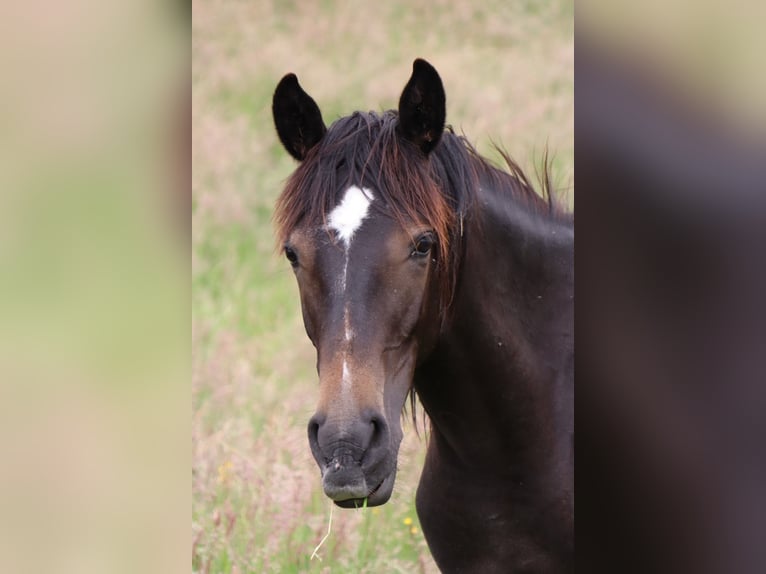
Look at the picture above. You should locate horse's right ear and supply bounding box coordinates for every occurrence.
[272,73,326,161]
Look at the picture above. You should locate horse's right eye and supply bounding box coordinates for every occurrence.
[284,246,299,267]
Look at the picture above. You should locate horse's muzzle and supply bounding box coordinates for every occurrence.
[308,411,395,507]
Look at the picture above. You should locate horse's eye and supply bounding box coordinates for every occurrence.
[284,245,299,267]
[411,233,434,258]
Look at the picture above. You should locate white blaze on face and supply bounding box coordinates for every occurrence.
[341,359,351,393]
[327,185,375,295]
[344,307,353,342]
[327,185,374,407]
[327,186,374,248]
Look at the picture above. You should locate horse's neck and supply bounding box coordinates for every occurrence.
[466,182,574,349]
[415,183,574,474]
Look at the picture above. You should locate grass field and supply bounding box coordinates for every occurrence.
[192,1,572,571]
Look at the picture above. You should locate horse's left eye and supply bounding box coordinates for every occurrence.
[411,234,434,258]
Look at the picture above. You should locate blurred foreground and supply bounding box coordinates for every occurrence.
[578,2,766,572]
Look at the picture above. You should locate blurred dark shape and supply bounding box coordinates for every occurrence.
[576,40,766,574]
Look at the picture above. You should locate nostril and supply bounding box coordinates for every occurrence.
[308,420,319,441]
[367,413,389,450]
[307,414,324,461]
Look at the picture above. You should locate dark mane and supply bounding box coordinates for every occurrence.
[274,110,566,310]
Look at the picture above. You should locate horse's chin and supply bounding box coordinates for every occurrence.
[331,471,396,508]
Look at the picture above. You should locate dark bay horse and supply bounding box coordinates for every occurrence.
[272,59,573,573]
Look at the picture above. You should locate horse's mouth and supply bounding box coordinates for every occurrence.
[366,478,384,499]
[334,476,390,508]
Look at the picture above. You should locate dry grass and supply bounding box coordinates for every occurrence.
[192,0,572,571]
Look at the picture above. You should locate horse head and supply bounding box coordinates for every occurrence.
[272,60,449,506]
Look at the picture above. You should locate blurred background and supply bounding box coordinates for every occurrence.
[192,0,572,572]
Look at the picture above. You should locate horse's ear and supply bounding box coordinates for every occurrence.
[272,73,327,161]
[397,59,446,155]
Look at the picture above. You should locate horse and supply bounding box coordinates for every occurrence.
[272,59,573,573]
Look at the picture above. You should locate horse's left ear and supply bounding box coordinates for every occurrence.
[397,59,446,155]
[272,73,327,161]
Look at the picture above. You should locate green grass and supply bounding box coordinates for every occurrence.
[192,0,572,571]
